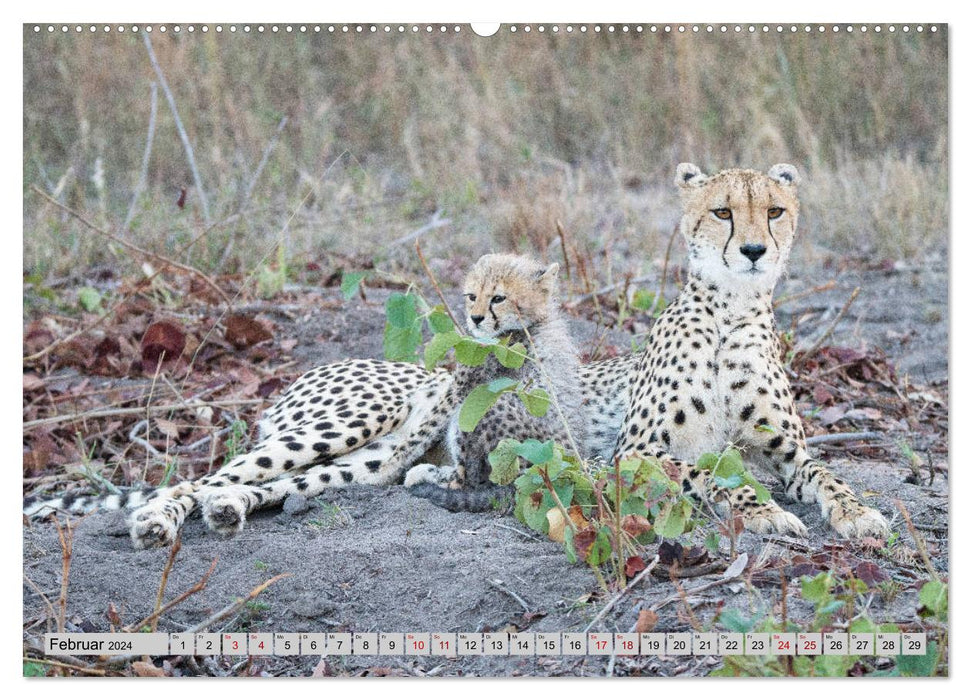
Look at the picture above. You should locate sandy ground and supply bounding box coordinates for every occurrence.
[23,262,949,677]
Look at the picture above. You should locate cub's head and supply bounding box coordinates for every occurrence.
[462,253,560,339]
[676,163,801,289]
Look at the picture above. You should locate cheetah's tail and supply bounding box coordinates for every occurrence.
[23,487,157,519]
[408,483,515,513]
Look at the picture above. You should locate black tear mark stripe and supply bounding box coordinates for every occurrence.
[721,197,735,268]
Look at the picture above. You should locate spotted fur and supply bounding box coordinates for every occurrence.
[612,163,889,537]
[406,253,587,511]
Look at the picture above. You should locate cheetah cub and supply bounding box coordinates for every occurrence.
[406,253,587,511]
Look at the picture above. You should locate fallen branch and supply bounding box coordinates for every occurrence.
[183,573,291,634]
[792,286,861,365]
[773,280,837,309]
[894,499,939,582]
[124,556,218,633]
[583,554,660,633]
[22,657,106,677]
[648,552,748,614]
[806,431,883,445]
[142,32,212,225]
[485,578,533,614]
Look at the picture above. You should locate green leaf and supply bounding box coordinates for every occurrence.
[563,526,578,564]
[516,439,555,465]
[383,322,422,363]
[740,473,772,503]
[493,341,527,369]
[340,271,366,300]
[454,337,494,366]
[423,330,461,371]
[78,286,102,313]
[488,440,522,485]
[704,531,721,555]
[386,292,419,328]
[23,661,47,677]
[714,474,743,489]
[517,387,550,418]
[711,448,745,480]
[585,528,613,567]
[918,580,948,617]
[458,384,502,432]
[427,307,455,334]
[717,608,755,634]
[896,641,939,677]
[654,499,688,538]
[813,654,856,677]
[801,572,834,605]
[487,377,518,393]
[696,452,720,472]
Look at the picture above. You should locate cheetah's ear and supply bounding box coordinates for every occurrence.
[536,262,560,290]
[768,163,800,187]
[676,163,707,188]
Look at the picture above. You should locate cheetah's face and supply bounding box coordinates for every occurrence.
[462,253,559,339]
[676,163,800,289]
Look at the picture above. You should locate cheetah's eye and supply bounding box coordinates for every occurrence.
[712,208,732,220]
[466,293,476,302]
[491,295,506,304]
[767,207,785,220]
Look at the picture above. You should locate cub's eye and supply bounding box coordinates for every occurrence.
[491,295,506,304]
[712,209,732,220]
[767,207,785,220]
[465,293,477,302]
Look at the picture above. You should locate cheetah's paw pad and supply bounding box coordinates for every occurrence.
[830,503,890,539]
[202,493,248,536]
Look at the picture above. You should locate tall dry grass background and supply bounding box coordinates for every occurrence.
[23,26,948,291]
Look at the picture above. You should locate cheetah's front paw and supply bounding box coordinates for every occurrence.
[741,503,809,538]
[129,506,181,549]
[828,501,890,539]
[201,491,249,537]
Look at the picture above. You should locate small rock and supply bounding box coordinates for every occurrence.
[282,494,310,516]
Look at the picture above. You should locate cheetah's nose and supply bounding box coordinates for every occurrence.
[740,244,767,263]
[470,315,485,326]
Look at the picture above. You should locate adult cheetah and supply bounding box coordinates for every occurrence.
[611,163,889,537]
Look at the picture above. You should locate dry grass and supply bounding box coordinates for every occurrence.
[23,27,948,287]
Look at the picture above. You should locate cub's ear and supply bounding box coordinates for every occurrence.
[768,163,800,187]
[676,163,707,188]
[536,262,560,289]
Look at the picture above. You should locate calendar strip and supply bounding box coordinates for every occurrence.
[44,632,929,657]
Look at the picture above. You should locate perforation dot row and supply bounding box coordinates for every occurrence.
[31,24,940,35]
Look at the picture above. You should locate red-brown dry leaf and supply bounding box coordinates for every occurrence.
[635,608,659,634]
[141,320,187,370]
[155,418,181,440]
[854,561,889,586]
[258,378,285,399]
[625,555,647,578]
[572,526,598,560]
[131,661,166,677]
[621,514,652,538]
[224,315,273,349]
[23,321,56,356]
[106,602,122,628]
[658,541,684,566]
